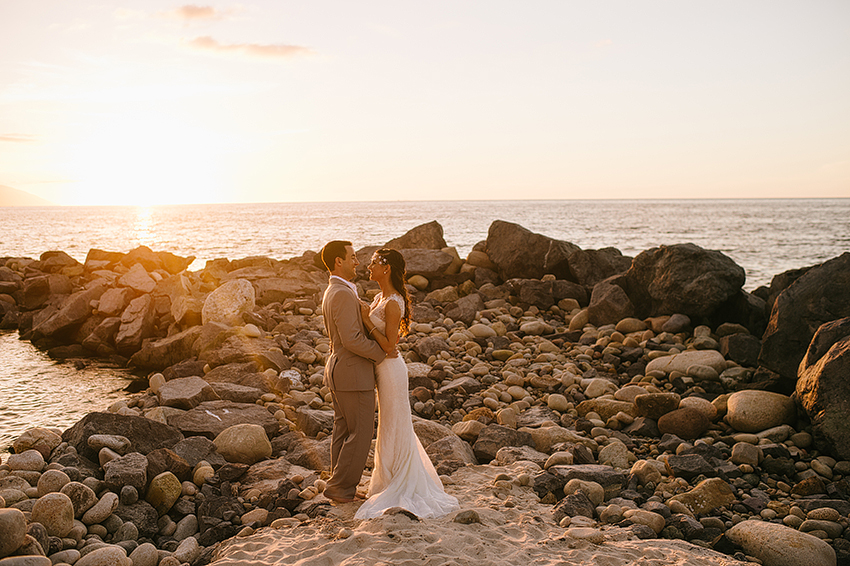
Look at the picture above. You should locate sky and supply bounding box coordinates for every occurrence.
[0,1,848,206]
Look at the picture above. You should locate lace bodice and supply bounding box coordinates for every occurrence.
[369,292,405,333]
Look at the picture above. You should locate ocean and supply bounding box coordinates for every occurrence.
[1,198,849,454]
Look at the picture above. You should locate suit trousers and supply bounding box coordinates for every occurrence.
[324,388,376,500]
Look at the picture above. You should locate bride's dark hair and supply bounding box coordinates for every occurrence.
[374,248,411,336]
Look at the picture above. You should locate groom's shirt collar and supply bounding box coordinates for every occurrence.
[330,275,357,294]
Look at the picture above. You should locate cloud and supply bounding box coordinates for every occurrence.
[158,5,243,21]
[186,36,313,58]
[0,134,37,143]
[595,39,613,48]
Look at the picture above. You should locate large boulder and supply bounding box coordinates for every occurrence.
[484,220,580,281]
[157,376,220,409]
[118,263,156,294]
[796,317,850,460]
[201,361,281,393]
[760,252,850,389]
[198,333,289,372]
[39,250,80,273]
[202,279,255,326]
[385,221,447,250]
[21,275,52,310]
[624,243,745,320]
[254,273,322,306]
[399,249,454,278]
[81,317,122,355]
[587,277,635,326]
[95,288,135,316]
[443,293,485,326]
[167,400,279,440]
[31,284,107,339]
[115,294,156,355]
[11,427,62,460]
[568,248,633,288]
[129,326,203,370]
[62,412,184,462]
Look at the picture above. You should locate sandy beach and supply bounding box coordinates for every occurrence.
[211,463,744,566]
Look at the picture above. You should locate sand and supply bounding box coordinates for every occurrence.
[209,463,746,566]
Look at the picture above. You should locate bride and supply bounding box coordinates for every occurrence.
[353,248,460,520]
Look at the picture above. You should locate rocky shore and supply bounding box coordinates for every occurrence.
[1,219,849,566]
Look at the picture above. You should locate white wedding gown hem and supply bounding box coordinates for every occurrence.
[354,292,460,520]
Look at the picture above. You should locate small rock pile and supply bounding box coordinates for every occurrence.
[2,220,850,566]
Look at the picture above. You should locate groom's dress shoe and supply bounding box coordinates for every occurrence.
[330,498,355,504]
[325,494,355,503]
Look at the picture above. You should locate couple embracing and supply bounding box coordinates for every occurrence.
[320,241,459,520]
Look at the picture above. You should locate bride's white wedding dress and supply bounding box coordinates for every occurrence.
[354,292,460,520]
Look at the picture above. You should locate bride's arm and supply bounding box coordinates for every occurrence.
[368,300,401,357]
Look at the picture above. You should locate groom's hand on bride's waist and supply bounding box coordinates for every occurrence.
[387,348,399,358]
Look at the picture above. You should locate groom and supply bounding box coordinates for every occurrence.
[320,240,388,503]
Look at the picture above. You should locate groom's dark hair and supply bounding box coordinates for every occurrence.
[321,240,353,271]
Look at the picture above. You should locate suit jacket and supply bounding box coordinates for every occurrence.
[322,277,386,391]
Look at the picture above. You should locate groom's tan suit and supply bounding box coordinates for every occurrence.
[322,276,386,501]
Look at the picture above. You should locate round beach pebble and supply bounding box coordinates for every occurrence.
[145,472,181,515]
[584,378,617,399]
[30,492,74,537]
[726,520,836,566]
[7,449,45,472]
[807,507,841,522]
[614,385,649,403]
[730,442,761,466]
[468,324,496,338]
[81,492,118,525]
[686,364,719,382]
[36,469,70,497]
[74,545,131,566]
[615,318,646,334]
[214,424,272,465]
[547,394,570,412]
[678,396,717,420]
[630,459,664,485]
[623,509,665,534]
[0,556,52,566]
[59,482,97,519]
[0,508,27,558]
[51,549,81,564]
[564,479,604,506]
[725,390,795,433]
[634,393,680,420]
[657,407,710,440]
[128,542,159,566]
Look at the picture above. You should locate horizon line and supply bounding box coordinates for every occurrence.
[3,195,849,208]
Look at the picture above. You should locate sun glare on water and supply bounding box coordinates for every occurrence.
[63,113,231,206]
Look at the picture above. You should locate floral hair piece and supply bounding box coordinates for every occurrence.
[373,252,389,265]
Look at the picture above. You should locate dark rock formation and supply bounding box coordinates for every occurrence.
[760,252,850,388]
[796,317,850,460]
[485,220,580,281]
